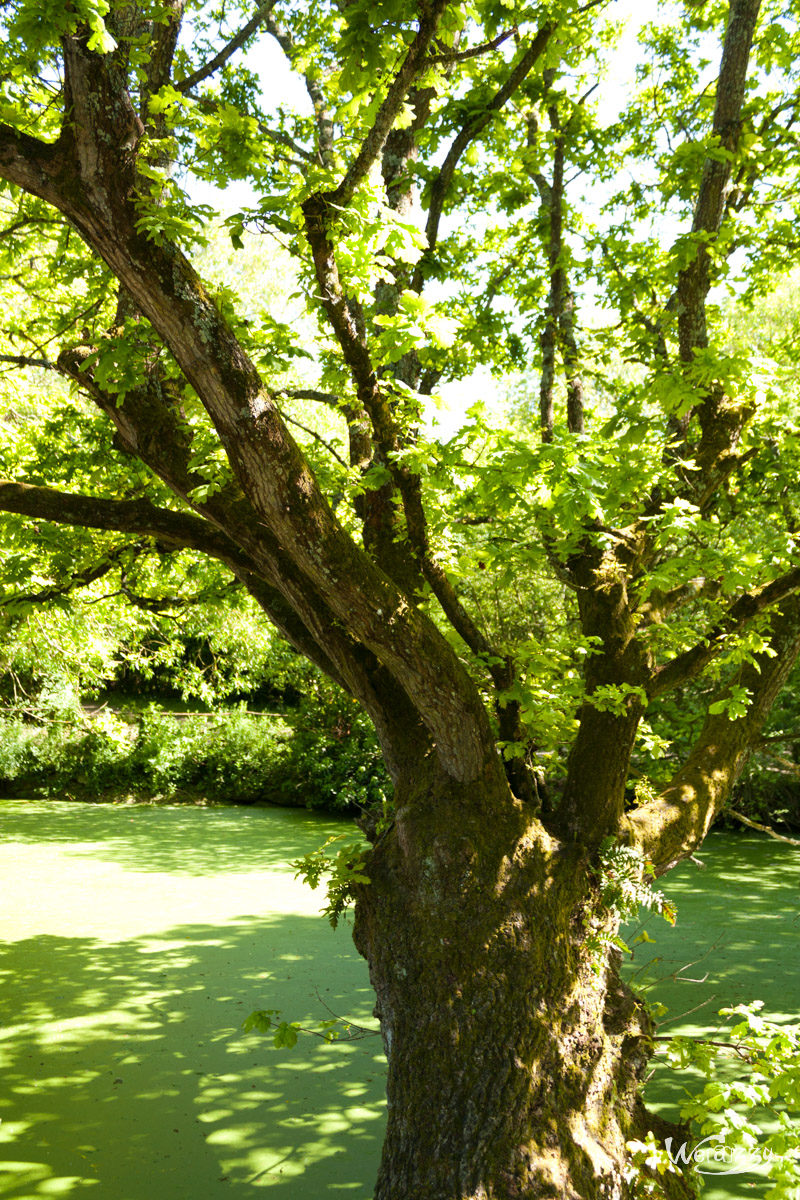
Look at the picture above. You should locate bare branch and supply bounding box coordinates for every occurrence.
[258,122,316,165]
[281,411,349,468]
[186,90,316,164]
[175,2,279,93]
[428,28,517,64]
[726,809,800,847]
[277,387,342,407]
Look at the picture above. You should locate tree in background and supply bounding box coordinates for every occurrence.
[1,0,800,1195]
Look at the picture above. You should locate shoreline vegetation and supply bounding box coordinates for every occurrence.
[2,693,799,838]
[0,692,391,814]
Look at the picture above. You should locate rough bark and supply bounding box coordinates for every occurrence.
[354,761,683,1200]
[629,595,800,873]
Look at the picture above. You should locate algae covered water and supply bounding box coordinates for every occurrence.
[0,801,798,1199]
[0,801,384,1199]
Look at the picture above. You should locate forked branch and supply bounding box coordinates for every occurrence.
[418,23,553,279]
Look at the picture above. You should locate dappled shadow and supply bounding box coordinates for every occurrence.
[0,799,384,1198]
[3,806,798,1199]
[0,914,384,1199]
[0,800,354,876]
[627,832,800,1016]
[624,831,800,1138]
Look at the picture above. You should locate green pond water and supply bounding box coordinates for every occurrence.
[0,801,798,1199]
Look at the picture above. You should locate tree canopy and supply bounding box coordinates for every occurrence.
[2,0,800,1196]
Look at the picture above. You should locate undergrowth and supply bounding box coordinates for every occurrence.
[0,682,391,813]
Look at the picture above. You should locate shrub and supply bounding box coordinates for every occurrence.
[0,689,391,815]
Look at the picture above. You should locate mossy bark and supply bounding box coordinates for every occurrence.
[354,765,685,1200]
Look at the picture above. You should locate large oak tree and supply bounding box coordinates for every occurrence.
[2,0,800,1195]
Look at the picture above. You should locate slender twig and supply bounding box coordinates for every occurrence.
[264,11,335,167]
[428,28,517,64]
[281,411,349,468]
[0,215,61,241]
[0,550,126,609]
[651,1037,753,1062]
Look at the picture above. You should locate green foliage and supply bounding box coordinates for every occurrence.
[627,1004,800,1198]
[0,695,393,812]
[584,835,676,970]
[624,1131,687,1200]
[0,699,289,803]
[668,1003,800,1199]
[292,833,371,928]
[4,0,800,1189]
[242,1006,357,1047]
[242,1009,301,1048]
[269,683,390,815]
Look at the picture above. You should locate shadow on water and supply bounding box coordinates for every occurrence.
[2,807,800,1200]
[0,801,384,1200]
[627,831,800,1027]
[624,831,800,1200]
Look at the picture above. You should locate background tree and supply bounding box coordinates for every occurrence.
[2,0,800,1196]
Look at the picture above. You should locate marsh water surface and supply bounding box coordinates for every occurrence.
[0,801,798,1199]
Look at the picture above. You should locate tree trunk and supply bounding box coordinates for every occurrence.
[354,765,680,1200]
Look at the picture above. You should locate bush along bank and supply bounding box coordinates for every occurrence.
[0,687,391,815]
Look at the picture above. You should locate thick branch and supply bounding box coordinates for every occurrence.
[0,480,243,557]
[175,2,278,93]
[675,0,762,361]
[0,353,56,370]
[535,103,563,442]
[419,24,553,277]
[628,595,800,872]
[530,94,585,440]
[647,564,800,700]
[0,125,66,208]
[0,479,346,684]
[1,32,503,786]
[301,194,425,586]
[323,0,450,208]
[137,0,185,122]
